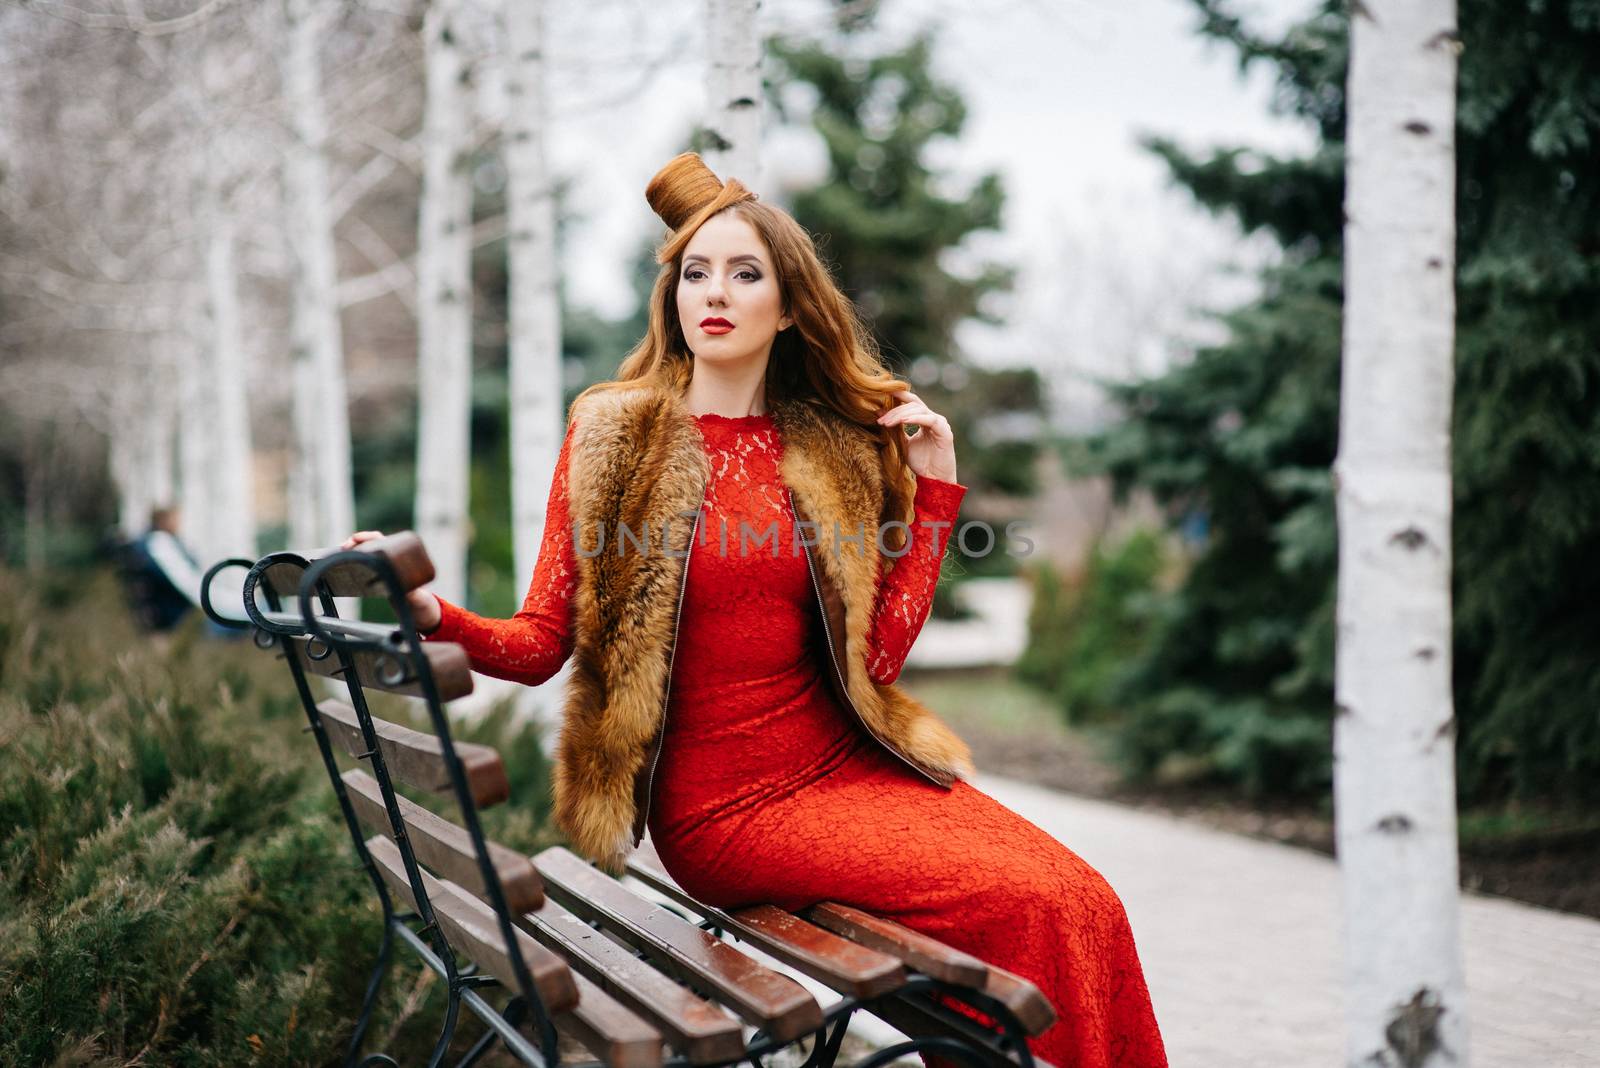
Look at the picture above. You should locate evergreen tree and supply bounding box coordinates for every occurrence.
[763,15,1046,503]
[1082,0,1600,805]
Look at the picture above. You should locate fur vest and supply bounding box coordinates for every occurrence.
[552,381,975,873]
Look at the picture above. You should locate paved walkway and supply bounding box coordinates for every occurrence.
[974,772,1600,1067]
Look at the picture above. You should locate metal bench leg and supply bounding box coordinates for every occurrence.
[807,1013,855,1068]
[453,995,526,1068]
[423,970,464,1068]
[343,919,398,1068]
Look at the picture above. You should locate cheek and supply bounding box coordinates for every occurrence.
[758,283,784,318]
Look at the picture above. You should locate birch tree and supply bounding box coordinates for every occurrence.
[205,211,258,558]
[176,340,218,557]
[1333,2,1469,1066]
[415,0,476,604]
[501,0,563,595]
[142,16,270,565]
[703,0,764,186]
[282,0,356,555]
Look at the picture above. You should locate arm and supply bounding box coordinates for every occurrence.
[422,419,580,686]
[865,474,967,685]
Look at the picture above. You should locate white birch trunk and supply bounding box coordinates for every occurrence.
[497,0,569,727]
[146,371,177,514]
[415,0,475,604]
[1334,2,1469,1066]
[114,366,178,538]
[283,0,356,553]
[287,285,322,553]
[703,0,763,187]
[111,418,142,539]
[177,343,216,560]
[112,365,160,539]
[502,0,562,594]
[207,216,258,558]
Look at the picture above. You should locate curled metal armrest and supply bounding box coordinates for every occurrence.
[200,558,256,630]
[298,549,422,651]
[243,551,315,635]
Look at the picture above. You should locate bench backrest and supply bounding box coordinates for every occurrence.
[202,535,575,1064]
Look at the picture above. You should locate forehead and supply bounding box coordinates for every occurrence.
[682,213,768,262]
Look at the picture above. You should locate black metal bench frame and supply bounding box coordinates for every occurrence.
[201,537,1053,1068]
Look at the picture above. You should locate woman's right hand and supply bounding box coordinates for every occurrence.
[340,530,443,634]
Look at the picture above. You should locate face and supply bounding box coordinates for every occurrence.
[675,211,792,366]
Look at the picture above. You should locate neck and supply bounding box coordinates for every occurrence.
[683,359,769,418]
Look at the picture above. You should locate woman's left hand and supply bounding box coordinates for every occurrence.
[877,389,958,484]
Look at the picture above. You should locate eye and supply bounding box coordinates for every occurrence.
[737,269,759,280]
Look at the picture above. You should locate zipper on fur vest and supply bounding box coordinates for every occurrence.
[788,488,943,787]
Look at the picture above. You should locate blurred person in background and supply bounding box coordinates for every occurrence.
[116,506,242,641]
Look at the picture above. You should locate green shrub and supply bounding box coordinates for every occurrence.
[0,567,554,1066]
[1017,530,1165,725]
[1109,688,1332,799]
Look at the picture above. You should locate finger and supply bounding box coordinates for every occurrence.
[877,401,929,423]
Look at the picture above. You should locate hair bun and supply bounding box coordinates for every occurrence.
[645,152,727,231]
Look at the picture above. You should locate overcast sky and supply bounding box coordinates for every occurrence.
[512,0,1320,423]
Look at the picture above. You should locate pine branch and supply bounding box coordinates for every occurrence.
[122,879,252,1067]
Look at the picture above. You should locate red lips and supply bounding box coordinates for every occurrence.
[701,317,733,328]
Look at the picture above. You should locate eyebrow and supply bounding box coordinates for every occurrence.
[683,254,766,268]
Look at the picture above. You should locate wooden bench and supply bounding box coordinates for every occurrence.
[200,533,1058,1068]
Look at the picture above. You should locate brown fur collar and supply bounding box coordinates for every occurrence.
[551,381,974,872]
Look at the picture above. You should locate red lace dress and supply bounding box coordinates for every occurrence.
[425,410,1168,1068]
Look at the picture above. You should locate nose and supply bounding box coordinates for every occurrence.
[706,271,728,305]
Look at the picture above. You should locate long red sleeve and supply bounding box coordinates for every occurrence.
[422,420,580,686]
[865,475,967,685]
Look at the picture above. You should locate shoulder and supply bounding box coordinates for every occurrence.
[773,395,884,497]
[792,399,881,467]
[566,381,706,494]
[772,395,876,447]
[569,383,669,453]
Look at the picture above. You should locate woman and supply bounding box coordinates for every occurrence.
[344,152,1167,1068]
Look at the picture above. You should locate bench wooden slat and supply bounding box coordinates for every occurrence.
[802,904,1049,1029]
[317,698,508,808]
[535,847,823,1042]
[553,970,667,1068]
[981,963,1058,1036]
[521,896,745,1064]
[342,769,542,912]
[625,858,907,1000]
[262,531,435,598]
[869,990,1058,1068]
[366,836,578,1016]
[289,636,474,702]
[802,902,989,987]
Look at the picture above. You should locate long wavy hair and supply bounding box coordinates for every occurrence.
[572,154,920,549]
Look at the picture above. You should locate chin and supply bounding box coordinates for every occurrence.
[694,343,760,364]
